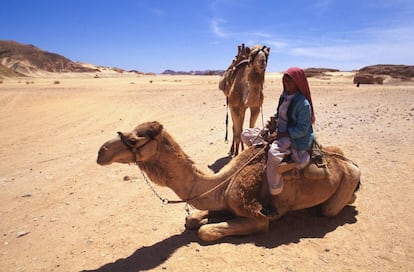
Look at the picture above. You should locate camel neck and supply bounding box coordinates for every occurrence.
[248,68,265,84]
[139,147,228,210]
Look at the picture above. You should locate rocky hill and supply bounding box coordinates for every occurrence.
[0,40,101,77]
[354,64,414,84]
[0,40,149,78]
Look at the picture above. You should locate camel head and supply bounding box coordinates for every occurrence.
[249,45,270,73]
[97,121,164,165]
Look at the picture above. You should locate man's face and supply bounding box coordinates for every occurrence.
[283,75,297,94]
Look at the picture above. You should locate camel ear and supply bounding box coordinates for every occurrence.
[147,121,163,139]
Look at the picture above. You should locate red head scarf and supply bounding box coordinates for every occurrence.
[284,67,315,123]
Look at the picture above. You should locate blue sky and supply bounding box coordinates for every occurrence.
[1,0,414,73]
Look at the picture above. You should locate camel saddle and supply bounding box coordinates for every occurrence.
[281,141,331,181]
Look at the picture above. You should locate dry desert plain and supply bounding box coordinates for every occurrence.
[0,72,413,271]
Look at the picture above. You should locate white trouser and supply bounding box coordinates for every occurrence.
[266,137,291,195]
[241,128,310,195]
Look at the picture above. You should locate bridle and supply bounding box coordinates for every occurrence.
[117,131,152,163]
[249,45,269,64]
[117,131,196,207]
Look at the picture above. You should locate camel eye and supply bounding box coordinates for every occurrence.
[127,138,138,146]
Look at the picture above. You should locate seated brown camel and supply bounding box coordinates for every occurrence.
[219,44,270,156]
[97,121,361,242]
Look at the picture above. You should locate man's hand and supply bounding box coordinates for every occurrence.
[266,116,277,133]
[267,132,278,142]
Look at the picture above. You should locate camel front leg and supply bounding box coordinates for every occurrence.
[185,210,210,230]
[249,106,261,128]
[185,210,234,230]
[197,216,269,242]
[229,106,246,156]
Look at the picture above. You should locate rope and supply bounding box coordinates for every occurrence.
[136,144,267,206]
[181,144,267,202]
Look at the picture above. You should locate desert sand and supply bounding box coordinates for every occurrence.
[0,72,413,271]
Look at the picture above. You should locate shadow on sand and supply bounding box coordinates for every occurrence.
[81,206,358,272]
[208,154,233,173]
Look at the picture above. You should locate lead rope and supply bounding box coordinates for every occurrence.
[138,167,169,205]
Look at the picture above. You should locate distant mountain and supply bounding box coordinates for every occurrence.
[358,64,414,80]
[0,40,151,78]
[0,40,101,77]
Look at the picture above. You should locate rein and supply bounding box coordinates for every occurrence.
[139,144,267,206]
[117,132,267,208]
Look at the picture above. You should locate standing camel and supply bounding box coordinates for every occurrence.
[97,121,361,242]
[219,44,270,156]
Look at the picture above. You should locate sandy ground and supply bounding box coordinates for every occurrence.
[0,73,413,272]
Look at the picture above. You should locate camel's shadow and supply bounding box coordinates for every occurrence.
[238,205,358,247]
[80,229,199,272]
[80,206,358,272]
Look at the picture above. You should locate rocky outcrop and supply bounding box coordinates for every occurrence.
[354,64,414,84]
[0,40,99,76]
[353,73,384,84]
[0,63,25,78]
[303,68,340,77]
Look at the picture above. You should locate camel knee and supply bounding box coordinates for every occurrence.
[185,216,207,230]
[198,225,225,242]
